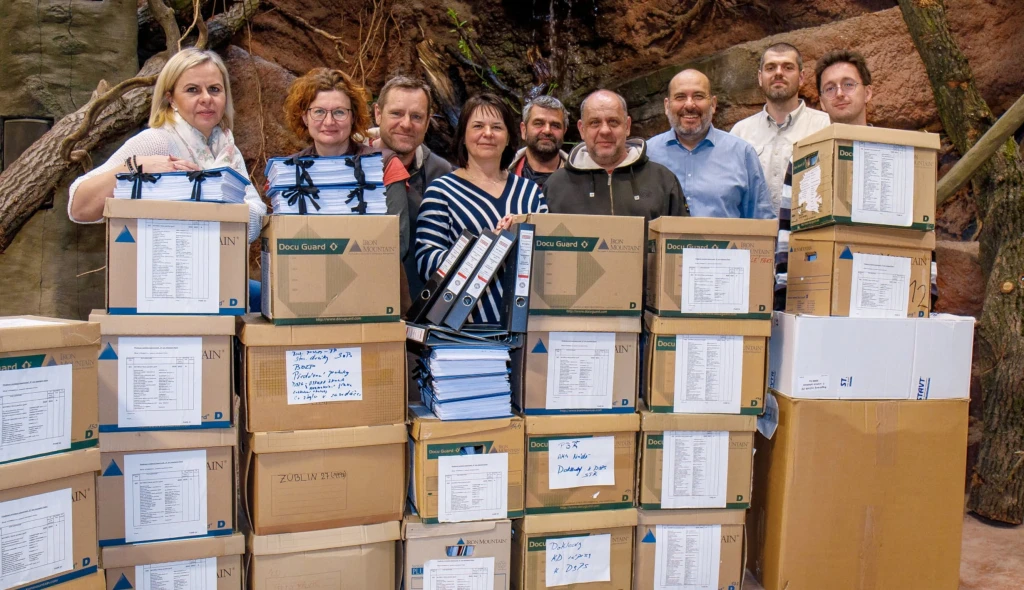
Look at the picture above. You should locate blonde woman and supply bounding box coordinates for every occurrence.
[68,47,266,243]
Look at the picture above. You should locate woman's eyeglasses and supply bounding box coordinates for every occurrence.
[307,107,352,122]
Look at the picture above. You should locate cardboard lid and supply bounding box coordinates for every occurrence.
[248,424,406,454]
[636,508,746,526]
[526,316,641,334]
[409,404,522,440]
[796,123,941,150]
[101,533,244,568]
[643,312,771,337]
[640,410,756,433]
[520,508,637,534]
[100,428,237,453]
[402,513,510,540]
[0,448,100,492]
[238,314,406,346]
[103,199,250,223]
[0,316,99,353]
[89,310,237,336]
[791,226,936,249]
[248,521,401,555]
[525,413,640,435]
[648,217,778,237]
[525,213,644,228]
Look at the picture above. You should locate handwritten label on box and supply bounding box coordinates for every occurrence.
[286,347,363,405]
[548,436,616,490]
[545,533,611,587]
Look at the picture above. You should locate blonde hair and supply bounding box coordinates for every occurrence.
[149,48,235,130]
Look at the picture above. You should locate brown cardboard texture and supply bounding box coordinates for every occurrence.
[511,508,636,590]
[103,534,244,590]
[104,199,249,315]
[749,394,968,590]
[633,509,745,590]
[524,413,639,514]
[646,217,776,319]
[516,213,645,316]
[515,316,640,414]
[0,448,100,590]
[53,571,106,590]
[786,226,936,318]
[89,312,234,433]
[639,410,755,509]
[0,316,99,463]
[260,214,401,325]
[97,429,236,545]
[248,522,400,590]
[408,404,525,523]
[791,124,939,231]
[245,424,406,535]
[238,315,406,432]
[402,514,511,590]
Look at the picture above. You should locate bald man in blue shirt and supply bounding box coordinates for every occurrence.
[647,69,775,219]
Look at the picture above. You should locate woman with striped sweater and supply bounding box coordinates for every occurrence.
[415,93,549,325]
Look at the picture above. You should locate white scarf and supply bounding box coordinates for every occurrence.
[166,113,248,174]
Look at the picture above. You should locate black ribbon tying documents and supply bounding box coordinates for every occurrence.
[186,170,222,201]
[344,156,377,215]
[285,156,317,188]
[115,166,159,200]
[283,185,321,215]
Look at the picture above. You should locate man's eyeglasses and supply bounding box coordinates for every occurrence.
[307,107,352,122]
[821,81,860,99]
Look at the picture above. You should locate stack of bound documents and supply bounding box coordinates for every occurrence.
[265,154,387,215]
[113,167,250,203]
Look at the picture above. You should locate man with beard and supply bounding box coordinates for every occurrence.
[648,69,774,219]
[731,43,830,216]
[509,95,569,186]
[815,49,873,126]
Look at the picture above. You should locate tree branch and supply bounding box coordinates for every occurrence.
[264,0,349,64]
[148,0,182,54]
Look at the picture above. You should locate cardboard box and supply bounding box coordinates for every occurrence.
[52,571,106,590]
[786,225,935,318]
[515,213,645,316]
[104,200,248,316]
[244,424,406,535]
[402,514,511,590]
[524,413,639,514]
[638,410,755,510]
[408,404,525,523]
[248,522,400,590]
[633,508,745,590]
[646,217,777,319]
[102,534,243,590]
[0,316,99,464]
[238,315,406,432]
[511,508,636,590]
[768,312,975,400]
[644,313,769,415]
[89,311,234,434]
[97,429,236,546]
[260,215,401,325]
[0,448,100,590]
[749,393,968,590]
[791,124,940,231]
[514,316,639,415]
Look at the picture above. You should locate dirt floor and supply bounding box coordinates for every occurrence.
[744,513,1024,589]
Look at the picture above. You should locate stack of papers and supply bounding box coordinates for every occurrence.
[264,154,385,190]
[113,167,249,203]
[265,154,387,216]
[418,345,513,420]
[270,184,387,215]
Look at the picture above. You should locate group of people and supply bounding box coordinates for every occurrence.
[68,43,878,320]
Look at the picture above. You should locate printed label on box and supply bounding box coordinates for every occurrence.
[423,557,495,590]
[673,336,743,414]
[117,337,203,428]
[660,431,729,509]
[0,364,73,463]
[545,332,615,410]
[680,249,750,314]
[849,253,911,319]
[286,348,363,404]
[851,141,914,227]
[136,557,216,590]
[0,488,74,590]
[137,219,220,314]
[437,452,508,523]
[653,525,721,590]
[123,449,208,543]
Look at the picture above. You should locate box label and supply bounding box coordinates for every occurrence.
[123,449,208,543]
[423,557,495,590]
[437,452,508,523]
[0,487,74,590]
[851,141,914,227]
[0,364,72,463]
[797,165,822,213]
[534,236,599,252]
[137,219,220,314]
[136,557,216,590]
[796,375,830,393]
[653,525,721,590]
[275,239,350,255]
[545,332,615,410]
[285,347,363,404]
[660,431,728,509]
[850,253,911,319]
[673,336,743,414]
[548,436,615,490]
[681,249,750,314]
[117,337,203,429]
[545,534,611,587]
[515,230,535,297]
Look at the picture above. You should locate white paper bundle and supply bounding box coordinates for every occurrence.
[114,167,249,203]
[264,154,385,190]
[418,345,513,420]
[269,184,387,215]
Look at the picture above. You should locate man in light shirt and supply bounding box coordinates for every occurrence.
[731,43,830,216]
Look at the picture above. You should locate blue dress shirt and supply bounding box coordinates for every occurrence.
[647,126,775,219]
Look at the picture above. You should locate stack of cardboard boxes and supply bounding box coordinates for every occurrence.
[94,199,249,590]
[242,214,407,589]
[749,124,974,589]
[638,216,777,589]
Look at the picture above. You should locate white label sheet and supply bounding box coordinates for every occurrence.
[849,253,911,318]
[0,364,72,463]
[545,332,615,410]
[545,534,611,587]
[437,452,508,523]
[137,219,220,314]
[548,436,616,490]
[851,141,915,227]
[673,336,743,414]
[797,165,822,213]
[0,488,73,590]
[422,557,495,590]
[680,249,750,314]
[660,431,729,509]
[286,347,363,405]
[653,525,721,590]
[117,337,203,428]
[515,229,535,297]
[135,557,216,590]
[123,449,208,543]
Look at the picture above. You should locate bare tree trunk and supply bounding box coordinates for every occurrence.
[898,0,1024,524]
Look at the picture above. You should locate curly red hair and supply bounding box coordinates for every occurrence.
[283,68,372,144]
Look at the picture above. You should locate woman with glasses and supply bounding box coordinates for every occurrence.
[282,68,378,158]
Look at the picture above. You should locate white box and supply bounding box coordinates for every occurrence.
[768,312,973,400]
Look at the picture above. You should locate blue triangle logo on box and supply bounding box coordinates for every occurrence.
[103,460,123,477]
[99,343,118,360]
[598,239,609,250]
[115,226,135,243]
[349,241,361,253]
[457,538,465,545]
[44,357,57,366]
[532,339,547,354]
[642,528,656,543]
[839,246,854,260]
[113,574,133,590]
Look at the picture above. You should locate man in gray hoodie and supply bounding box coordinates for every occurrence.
[543,90,688,221]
